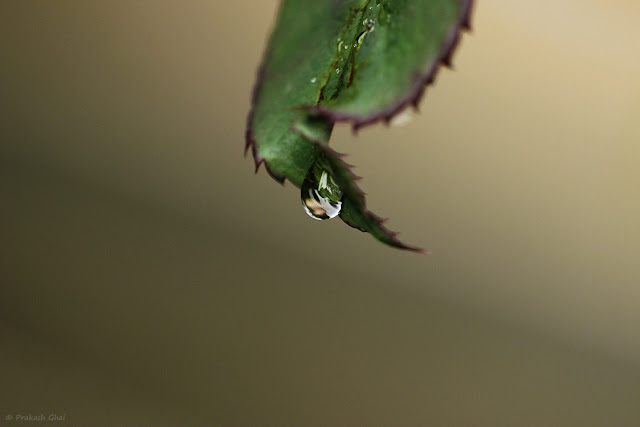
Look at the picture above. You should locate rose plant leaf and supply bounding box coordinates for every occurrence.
[246,0,473,251]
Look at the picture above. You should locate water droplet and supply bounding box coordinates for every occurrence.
[301,157,343,220]
[363,18,375,29]
[310,77,317,83]
[335,67,340,74]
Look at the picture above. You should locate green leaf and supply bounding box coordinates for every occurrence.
[246,0,473,252]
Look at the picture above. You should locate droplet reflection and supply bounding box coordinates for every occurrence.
[301,159,343,220]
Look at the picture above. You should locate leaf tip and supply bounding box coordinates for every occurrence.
[366,212,426,253]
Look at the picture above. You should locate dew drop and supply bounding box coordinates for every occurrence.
[301,158,343,220]
[310,77,317,83]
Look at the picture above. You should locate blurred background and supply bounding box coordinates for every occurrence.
[2,0,639,424]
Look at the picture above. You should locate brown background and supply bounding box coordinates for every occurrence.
[2,0,640,424]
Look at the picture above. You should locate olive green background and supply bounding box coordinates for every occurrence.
[2,1,640,424]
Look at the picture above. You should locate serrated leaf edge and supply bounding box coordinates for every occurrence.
[317,144,426,253]
[305,0,474,131]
